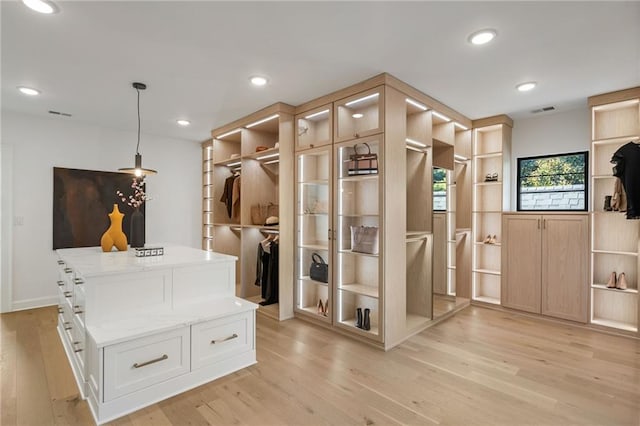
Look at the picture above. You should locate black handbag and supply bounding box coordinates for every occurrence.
[310,253,328,283]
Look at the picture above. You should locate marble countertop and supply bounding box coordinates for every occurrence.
[57,245,237,277]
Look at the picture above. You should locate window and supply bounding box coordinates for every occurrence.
[433,168,446,211]
[517,151,588,211]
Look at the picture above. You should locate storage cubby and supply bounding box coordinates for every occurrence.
[335,88,383,142]
[592,99,640,141]
[296,105,332,151]
[589,89,640,335]
[337,291,379,336]
[473,272,501,303]
[406,148,431,232]
[406,235,432,327]
[473,212,501,244]
[241,158,279,226]
[297,278,330,320]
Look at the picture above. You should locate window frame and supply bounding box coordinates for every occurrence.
[516,151,589,212]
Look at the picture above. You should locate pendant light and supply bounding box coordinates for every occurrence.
[119,82,157,176]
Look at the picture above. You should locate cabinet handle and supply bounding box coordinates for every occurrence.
[64,291,72,298]
[73,306,84,314]
[73,278,84,285]
[543,219,546,229]
[58,306,64,314]
[537,219,540,229]
[57,260,65,265]
[64,267,73,273]
[57,280,65,287]
[133,354,168,369]
[328,228,332,241]
[64,322,72,330]
[211,333,238,344]
[74,348,83,353]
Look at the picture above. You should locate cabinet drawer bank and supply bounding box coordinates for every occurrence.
[55,245,257,425]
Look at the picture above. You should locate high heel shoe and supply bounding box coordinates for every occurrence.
[356,307,363,328]
[617,272,628,290]
[317,299,324,315]
[363,308,371,331]
[606,272,617,288]
[483,235,492,244]
[323,299,329,317]
[489,235,497,244]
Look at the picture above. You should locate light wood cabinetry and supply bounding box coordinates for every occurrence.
[471,116,512,304]
[589,87,640,334]
[502,214,588,322]
[291,74,472,349]
[206,103,295,321]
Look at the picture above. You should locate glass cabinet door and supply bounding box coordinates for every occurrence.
[335,87,384,143]
[295,105,332,151]
[295,148,332,321]
[334,135,382,338]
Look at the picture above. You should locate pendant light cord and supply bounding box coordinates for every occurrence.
[136,86,141,155]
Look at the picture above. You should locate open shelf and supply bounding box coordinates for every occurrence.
[591,284,638,294]
[299,276,329,286]
[339,284,379,298]
[474,295,501,305]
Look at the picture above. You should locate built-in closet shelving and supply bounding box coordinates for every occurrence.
[588,88,640,334]
[203,103,295,321]
[471,116,512,305]
[292,74,472,349]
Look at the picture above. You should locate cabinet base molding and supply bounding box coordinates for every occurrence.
[470,302,640,340]
[85,351,256,425]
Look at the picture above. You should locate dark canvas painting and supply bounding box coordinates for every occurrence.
[53,167,145,249]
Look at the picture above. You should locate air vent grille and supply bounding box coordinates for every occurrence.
[531,106,555,114]
[48,110,72,117]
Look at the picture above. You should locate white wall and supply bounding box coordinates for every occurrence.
[510,107,591,210]
[1,111,202,311]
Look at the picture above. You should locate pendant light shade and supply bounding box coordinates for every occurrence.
[119,82,157,176]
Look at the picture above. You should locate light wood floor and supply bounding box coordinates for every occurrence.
[2,305,639,425]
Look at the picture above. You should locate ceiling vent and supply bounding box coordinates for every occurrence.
[531,106,555,114]
[48,110,72,117]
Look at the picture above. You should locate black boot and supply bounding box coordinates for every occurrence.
[363,308,371,331]
[356,308,363,328]
[604,195,613,211]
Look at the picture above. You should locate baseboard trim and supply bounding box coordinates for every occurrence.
[12,296,57,312]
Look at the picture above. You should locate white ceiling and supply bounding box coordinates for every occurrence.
[2,1,639,143]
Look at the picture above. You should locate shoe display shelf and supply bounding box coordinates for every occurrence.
[589,88,640,334]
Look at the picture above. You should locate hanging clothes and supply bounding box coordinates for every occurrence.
[611,142,640,219]
[612,177,628,212]
[219,173,240,219]
[254,237,279,306]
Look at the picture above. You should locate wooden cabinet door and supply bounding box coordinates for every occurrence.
[541,215,589,322]
[502,215,542,313]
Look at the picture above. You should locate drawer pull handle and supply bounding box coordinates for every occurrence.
[74,348,83,353]
[133,354,168,369]
[57,260,65,265]
[57,307,64,314]
[64,291,72,298]
[73,307,84,314]
[57,280,65,287]
[64,322,72,330]
[73,278,84,285]
[211,333,238,344]
[64,267,73,273]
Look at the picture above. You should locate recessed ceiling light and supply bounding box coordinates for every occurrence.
[22,0,58,14]
[468,29,497,45]
[17,86,41,96]
[250,76,268,86]
[176,119,191,126]
[516,82,537,92]
[352,113,364,119]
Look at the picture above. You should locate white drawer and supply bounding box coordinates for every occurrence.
[103,327,190,401]
[191,311,253,370]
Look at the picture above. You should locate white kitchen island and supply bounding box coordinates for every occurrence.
[55,245,257,424]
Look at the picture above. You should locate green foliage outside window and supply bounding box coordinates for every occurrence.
[520,153,585,187]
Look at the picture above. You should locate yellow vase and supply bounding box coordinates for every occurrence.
[100,204,128,252]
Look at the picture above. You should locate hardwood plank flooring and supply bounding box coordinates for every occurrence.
[1,305,639,425]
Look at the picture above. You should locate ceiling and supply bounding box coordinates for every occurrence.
[2,1,639,143]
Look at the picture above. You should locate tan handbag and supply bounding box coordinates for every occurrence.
[251,203,279,225]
